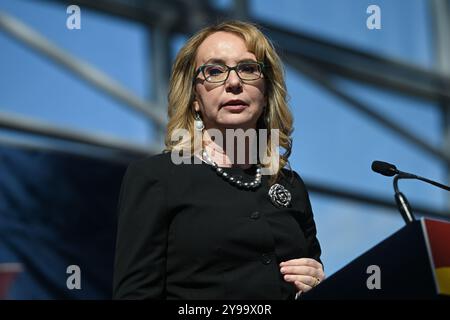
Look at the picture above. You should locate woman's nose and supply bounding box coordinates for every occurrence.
[225,69,243,92]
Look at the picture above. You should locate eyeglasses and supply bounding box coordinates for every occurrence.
[194,61,265,83]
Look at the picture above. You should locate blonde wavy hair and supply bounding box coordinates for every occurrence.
[164,20,293,185]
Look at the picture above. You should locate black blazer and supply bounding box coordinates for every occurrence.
[113,152,321,300]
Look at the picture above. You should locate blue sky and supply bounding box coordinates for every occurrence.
[0,0,447,276]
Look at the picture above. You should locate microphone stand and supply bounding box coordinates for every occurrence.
[372,160,450,225]
[414,175,450,191]
[393,174,416,224]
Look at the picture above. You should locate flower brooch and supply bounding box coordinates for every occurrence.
[268,183,291,208]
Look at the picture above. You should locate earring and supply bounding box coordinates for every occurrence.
[194,112,204,131]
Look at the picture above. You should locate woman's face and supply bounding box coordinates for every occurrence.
[193,31,266,131]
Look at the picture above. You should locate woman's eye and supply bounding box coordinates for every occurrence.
[239,64,258,73]
[206,66,225,76]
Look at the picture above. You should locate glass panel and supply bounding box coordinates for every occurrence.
[311,194,405,275]
[286,69,447,211]
[0,0,156,145]
[250,0,434,68]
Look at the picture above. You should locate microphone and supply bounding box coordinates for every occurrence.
[371,160,450,225]
[371,161,398,177]
[372,161,450,191]
[371,161,415,178]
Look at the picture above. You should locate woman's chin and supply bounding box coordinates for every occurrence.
[213,115,258,129]
[217,123,257,131]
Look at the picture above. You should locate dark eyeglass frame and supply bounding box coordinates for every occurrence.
[193,61,265,84]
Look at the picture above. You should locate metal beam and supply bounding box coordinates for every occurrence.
[431,0,450,210]
[0,110,159,156]
[149,24,171,145]
[261,22,450,104]
[306,180,449,220]
[0,134,148,164]
[0,10,167,130]
[285,56,450,166]
[232,0,250,20]
[42,0,450,105]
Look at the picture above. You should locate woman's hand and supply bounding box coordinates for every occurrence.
[279,258,325,294]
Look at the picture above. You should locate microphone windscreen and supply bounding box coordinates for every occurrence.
[371,161,398,177]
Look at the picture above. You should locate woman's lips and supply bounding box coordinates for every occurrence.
[221,104,248,112]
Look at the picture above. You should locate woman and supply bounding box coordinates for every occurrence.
[113,20,324,300]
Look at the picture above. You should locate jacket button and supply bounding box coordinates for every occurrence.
[261,253,272,265]
[250,211,260,220]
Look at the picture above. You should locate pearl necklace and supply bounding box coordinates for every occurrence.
[201,149,262,189]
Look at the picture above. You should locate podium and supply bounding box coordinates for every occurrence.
[303,218,450,299]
